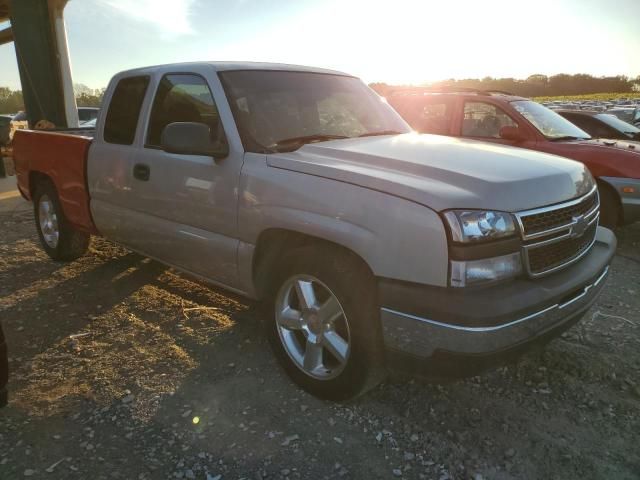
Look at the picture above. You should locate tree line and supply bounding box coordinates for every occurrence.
[0,83,104,114]
[371,73,640,98]
[2,74,639,114]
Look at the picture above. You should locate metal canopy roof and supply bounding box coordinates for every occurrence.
[0,0,12,45]
[0,1,69,45]
[0,1,9,23]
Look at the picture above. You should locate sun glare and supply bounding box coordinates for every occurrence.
[207,0,633,86]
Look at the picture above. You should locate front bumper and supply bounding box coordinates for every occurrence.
[379,227,616,359]
[600,176,640,224]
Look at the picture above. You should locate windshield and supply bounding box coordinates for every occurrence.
[596,113,640,135]
[511,100,591,140]
[219,70,410,152]
[609,109,635,123]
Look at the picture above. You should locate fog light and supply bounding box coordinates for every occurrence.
[450,252,522,287]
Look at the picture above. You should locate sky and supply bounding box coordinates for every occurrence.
[0,0,639,90]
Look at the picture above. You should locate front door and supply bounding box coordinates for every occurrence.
[459,100,520,146]
[126,73,241,288]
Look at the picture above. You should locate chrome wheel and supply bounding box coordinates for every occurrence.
[275,274,351,380]
[38,194,59,249]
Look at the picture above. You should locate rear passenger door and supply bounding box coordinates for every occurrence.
[413,97,454,135]
[126,73,241,288]
[391,96,454,135]
[88,74,151,244]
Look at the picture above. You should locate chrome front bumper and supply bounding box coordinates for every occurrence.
[379,227,616,359]
[381,266,608,357]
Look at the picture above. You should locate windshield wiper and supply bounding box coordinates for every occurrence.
[549,135,588,142]
[357,130,404,137]
[269,134,349,152]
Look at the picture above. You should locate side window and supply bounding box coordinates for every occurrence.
[146,74,225,149]
[462,101,517,138]
[415,100,451,134]
[104,76,150,145]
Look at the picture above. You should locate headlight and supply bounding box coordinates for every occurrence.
[444,210,516,243]
[450,252,522,287]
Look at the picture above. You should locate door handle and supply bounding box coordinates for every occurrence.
[133,163,150,181]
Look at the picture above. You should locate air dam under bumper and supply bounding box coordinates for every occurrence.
[379,226,616,359]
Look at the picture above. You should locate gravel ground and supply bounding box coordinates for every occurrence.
[0,207,639,480]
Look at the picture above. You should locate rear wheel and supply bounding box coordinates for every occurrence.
[33,181,90,261]
[266,244,386,400]
[598,184,620,229]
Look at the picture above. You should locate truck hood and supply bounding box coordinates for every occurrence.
[267,133,593,212]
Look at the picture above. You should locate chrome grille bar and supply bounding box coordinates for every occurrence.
[515,185,600,277]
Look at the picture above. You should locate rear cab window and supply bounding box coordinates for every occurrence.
[104,76,150,145]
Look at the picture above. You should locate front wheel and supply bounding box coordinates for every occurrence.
[266,245,385,400]
[33,181,90,261]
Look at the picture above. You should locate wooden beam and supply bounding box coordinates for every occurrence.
[0,0,11,23]
[0,25,12,45]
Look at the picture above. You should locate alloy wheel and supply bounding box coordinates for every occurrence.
[38,194,59,249]
[275,274,351,380]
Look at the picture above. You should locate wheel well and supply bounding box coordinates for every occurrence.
[29,171,53,197]
[597,179,623,225]
[252,228,373,300]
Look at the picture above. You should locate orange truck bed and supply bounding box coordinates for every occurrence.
[13,129,98,234]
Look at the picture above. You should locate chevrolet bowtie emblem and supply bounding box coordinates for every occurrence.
[571,214,588,238]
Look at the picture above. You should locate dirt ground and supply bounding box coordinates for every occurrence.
[0,204,638,480]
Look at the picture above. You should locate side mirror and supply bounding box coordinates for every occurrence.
[499,125,526,142]
[161,122,228,158]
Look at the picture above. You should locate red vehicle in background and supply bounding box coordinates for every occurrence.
[388,88,640,227]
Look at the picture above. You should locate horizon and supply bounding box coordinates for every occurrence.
[2,70,639,94]
[0,0,639,90]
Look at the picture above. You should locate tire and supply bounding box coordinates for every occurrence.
[33,180,90,261]
[598,184,620,229]
[265,244,386,401]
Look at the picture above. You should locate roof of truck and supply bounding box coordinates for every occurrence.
[115,61,353,78]
[388,87,528,103]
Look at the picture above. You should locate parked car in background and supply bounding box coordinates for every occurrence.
[11,108,99,126]
[557,110,640,141]
[12,62,616,399]
[80,117,97,127]
[0,114,13,145]
[12,111,27,122]
[0,112,28,149]
[77,107,99,123]
[0,320,7,407]
[388,89,640,227]
[607,107,640,126]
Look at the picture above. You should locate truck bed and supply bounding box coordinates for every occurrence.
[13,129,98,234]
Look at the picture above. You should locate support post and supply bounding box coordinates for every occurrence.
[10,0,77,128]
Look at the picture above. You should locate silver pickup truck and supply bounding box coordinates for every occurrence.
[14,62,617,399]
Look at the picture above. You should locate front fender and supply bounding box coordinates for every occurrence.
[239,156,449,288]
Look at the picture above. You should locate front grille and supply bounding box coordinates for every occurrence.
[520,189,598,236]
[516,186,600,277]
[526,223,597,275]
